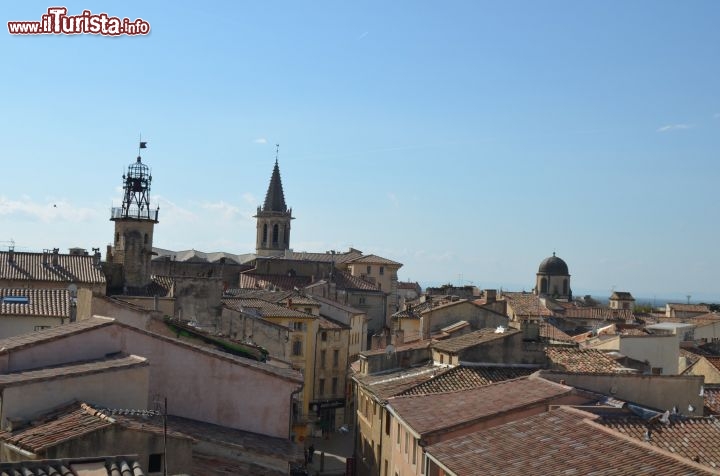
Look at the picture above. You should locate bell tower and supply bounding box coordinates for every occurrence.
[110,142,159,289]
[255,145,293,257]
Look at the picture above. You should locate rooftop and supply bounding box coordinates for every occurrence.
[501,292,555,318]
[0,288,70,318]
[222,297,317,320]
[399,365,537,396]
[345,254,402,266]
[668,303,711,313]
[599,413,720,470]
[0,250,106,284]
[0,355,148,388]
[153,247,256,265]
[432,328,520,354]
[545,347,633,373]
[425,407,716,476]
[388,376,573,436]
[353,363,440,400]
[0,316,115,354]
[0,457,145,476]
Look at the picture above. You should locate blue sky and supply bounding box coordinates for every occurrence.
[1,1,718,302]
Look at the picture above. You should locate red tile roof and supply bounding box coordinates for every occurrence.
[668,303,711,314]
[0,288,70,318]
[501,292,554,318]
[237,272,312,291]
[0,251,106,284]
[352,364,440,400]
[388,376,573,436]
[432,328,520,354]
[425,407,717,476]
[600,414,720,470]
[222,297,317,319]
[399,365,537,396]
[545,347,632,373]
[345,254,402,266]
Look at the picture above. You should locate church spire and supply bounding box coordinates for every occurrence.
[262,144,287,212]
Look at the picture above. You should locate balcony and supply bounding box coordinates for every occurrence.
[110,207,159,222]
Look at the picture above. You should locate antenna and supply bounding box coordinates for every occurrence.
[275,143,280,163]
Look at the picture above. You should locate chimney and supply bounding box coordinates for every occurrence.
[42,249,49,265]
[52,248,59,266]
[485,289,497,303]
[92,247,101,267]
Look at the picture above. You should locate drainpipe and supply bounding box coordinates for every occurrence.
[290,382,304,442]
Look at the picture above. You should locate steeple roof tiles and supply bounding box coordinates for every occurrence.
[262,161,288,213]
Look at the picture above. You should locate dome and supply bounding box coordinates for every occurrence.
[538,253,569,275]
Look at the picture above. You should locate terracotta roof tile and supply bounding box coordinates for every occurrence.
[0,288,70,318]
[558,307,635,321]
[425,407,716,476]
[704,386,720,415]
[545,347,632,373]
[0,457,144,476]
[668,303,711,314]
[400,365,536,396]
[222,297,316,319]
[0,251,106,284]
[236,273,312,291]
[599,414,720,470]
[433,328,520,354]
[353,364,440,400]
[345,254,402,266]
[501,292,554,318]
[389,376,573,436]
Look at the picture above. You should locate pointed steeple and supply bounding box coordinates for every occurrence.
[262,158,287,212]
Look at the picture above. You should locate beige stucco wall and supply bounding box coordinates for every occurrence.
[685,357,720,384]
[0,316,64,339]
[542,372,705,416]
[619,335,679,374]
[694,321,720,341]
[0,364,149,423]
[0,321,302,439]
[420,302,508,339]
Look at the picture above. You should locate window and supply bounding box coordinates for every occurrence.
[367,265,371,274]
[293,321,305,332]
[385,413,391,435]
[405,432,409,455]
[320,350,326,368]
[333,349,339,368]
[115,232,119,244]
[379,266,384,275]
[412,438,417,465]
[359,297,366,305]
[321,331,327,341]
[272,224,279,244]
[148,454,163,473]
[262,223,268,243]
[144,233,148,245]
[292,340,302,356]
[319,378,325,396]
[397,423,400,445]
[332,377,338,395]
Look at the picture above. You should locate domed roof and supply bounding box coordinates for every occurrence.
[538,253,569,275]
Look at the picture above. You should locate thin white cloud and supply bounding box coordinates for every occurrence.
[657,124,694,132]
[241,192,257,205]
[357,31,369,40]
[254,138,268,144]
[201,200,241,220]
[388,192,399,208]
[0,195,97,223]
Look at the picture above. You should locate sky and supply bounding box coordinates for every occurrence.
[1,1,718,302]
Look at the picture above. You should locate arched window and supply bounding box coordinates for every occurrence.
[540,277,548,294]
[262,223,268,243]
[272,224,279,244]
[284,225,288,245]
[115,232,119,244]
[562,279,568,295]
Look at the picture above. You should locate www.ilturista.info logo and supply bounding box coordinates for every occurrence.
[8,7,150,36]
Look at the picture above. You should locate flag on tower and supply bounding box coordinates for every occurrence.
[140,141,148,149]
